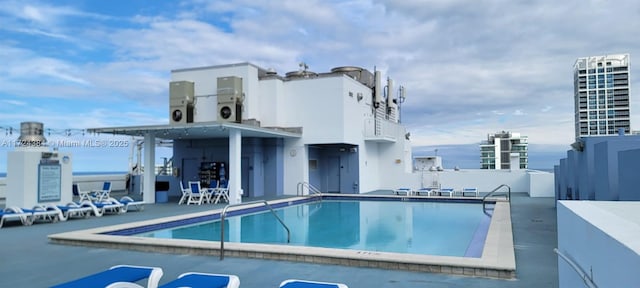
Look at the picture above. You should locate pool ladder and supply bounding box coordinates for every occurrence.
[297,182,323,200]
[219,200,291,260]
[482,184,511,216]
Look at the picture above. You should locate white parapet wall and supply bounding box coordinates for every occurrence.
[382,169,554,196]
[0,174,128,200]
[557,201,640,288]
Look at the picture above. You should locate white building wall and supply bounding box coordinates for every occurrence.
[283,138,308,195]
[281,77,345,143]
[257,78,284,127]
[557,201,640,288]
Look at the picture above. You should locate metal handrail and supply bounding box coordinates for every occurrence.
[554,248,598,288]
[482,184,511,216]
[219,200,290,260]
[297,182,322,197]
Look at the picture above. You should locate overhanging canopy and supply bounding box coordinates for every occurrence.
[87,122,302,140]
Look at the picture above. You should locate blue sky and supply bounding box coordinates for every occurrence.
[1,0,639,172]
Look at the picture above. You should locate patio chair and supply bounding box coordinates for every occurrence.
[159,272,240,288]
[0,207,33,228]
[51,264,163,288]
[178,181,191,205]
[212,179,230,204]
[73,184,93,202]
[280,279,349,288]
[91,181,113,202]
[187,181,207,205]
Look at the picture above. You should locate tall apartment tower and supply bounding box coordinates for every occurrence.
[573,54,631,138]
[480,131,528,170]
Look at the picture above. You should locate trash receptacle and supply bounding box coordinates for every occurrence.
[155,181,170,203]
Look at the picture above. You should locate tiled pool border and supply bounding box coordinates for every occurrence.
[48,195,515,279]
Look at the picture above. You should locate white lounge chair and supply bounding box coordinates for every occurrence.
[51,264,163,288]
[56,202,93,220]
[159,272,240,288]
[280,279,349,288]
[27,205,61,223]
[439,187,455,197]
[462,187,479,197]
[0,207,33,228]
[394,188,413,196]
[415,187,436,196]
[119,196,145,212]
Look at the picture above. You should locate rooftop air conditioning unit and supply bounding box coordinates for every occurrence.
[217,76,243,123]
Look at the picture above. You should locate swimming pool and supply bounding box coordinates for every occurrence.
[136,200,490,257]
[49,194,516,279]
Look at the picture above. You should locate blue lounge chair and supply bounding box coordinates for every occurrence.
[51,264,163,288]
[0,207,33,228]
[119,196,145,212]
[160,272,240,288]
[280,279,349,288]
[439,187,455,197]
[394,188,413,196]
[462,187,479,197]
[56,202,93,220]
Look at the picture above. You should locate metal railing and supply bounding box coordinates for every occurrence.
[219,200,290,260]
[554,248,598,288]
[296,182,322,198]
[482,184,511,216]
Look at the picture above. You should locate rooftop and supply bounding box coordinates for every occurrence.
[0,192,558,287]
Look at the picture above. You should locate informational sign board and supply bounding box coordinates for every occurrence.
[38,161,61,202]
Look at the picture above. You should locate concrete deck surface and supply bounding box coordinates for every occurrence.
[0,193,558,287]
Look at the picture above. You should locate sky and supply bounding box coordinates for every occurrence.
[1,0,639,172]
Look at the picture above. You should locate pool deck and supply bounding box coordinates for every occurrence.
[0,192,558,287]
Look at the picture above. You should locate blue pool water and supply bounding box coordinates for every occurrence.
[137,200,491,257]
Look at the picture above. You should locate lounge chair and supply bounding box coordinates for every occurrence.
[280,279,349,288]
[159,272,240,288]
[24,205,61,224]
[0,207,33,228]
[439,187,455,197]
[415,187,436,196]
[51,264,163,288]
[56,202,93,220]
[119,196,145,212]
[394,188,413,196]
[462,187,479,197]
[92,198,126,214]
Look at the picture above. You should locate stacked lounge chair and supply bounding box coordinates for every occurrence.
[51,265,240,288]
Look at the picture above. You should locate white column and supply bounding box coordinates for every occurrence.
[228,128,242,204]
[143,133,156,203]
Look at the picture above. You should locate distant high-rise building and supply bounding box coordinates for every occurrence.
[480,131,528,170]
[573,54,631,139]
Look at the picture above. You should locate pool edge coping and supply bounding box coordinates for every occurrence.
[48,195,516,279]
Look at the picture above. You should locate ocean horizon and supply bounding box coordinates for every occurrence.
[0,171,128,178]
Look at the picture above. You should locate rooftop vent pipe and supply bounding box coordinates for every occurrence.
[17,121,47,146]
